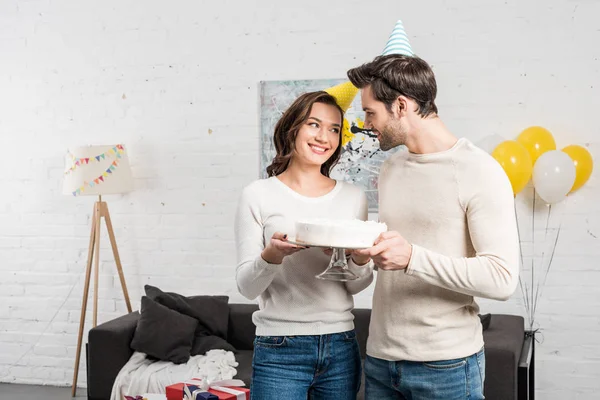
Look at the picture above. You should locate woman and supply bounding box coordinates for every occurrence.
[234,91,374,400]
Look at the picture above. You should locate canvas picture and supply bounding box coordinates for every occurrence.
[259,78,400,211]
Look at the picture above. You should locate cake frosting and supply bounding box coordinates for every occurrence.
[295,218,388,248]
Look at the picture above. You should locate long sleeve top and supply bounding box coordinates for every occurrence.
[368,138,520,362]
[235,176,374,336]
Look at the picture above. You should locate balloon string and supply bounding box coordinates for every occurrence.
[532,199,565,319]
[515,204,531,325]
[532,202,550,324]
[530,188,536,329]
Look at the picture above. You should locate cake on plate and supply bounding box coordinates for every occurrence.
[295,218,387,249]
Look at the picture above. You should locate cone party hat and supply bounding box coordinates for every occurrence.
[382,19,414,56]
[324,81,358,112]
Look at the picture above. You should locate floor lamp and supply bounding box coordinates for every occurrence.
[63,144,134,397]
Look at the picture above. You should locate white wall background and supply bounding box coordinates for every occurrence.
[1,0,598,398]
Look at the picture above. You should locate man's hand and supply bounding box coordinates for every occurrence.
[261,232,306,264]
[355,231,412,271]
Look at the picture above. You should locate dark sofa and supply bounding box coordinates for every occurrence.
[87,304,532,400]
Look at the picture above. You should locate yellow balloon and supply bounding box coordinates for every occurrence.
[516,126,556,164]
[492,140,533,195]
[562,144,594,193]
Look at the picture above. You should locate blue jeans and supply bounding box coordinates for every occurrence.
[251,330,362,400]
[365,348,485,400]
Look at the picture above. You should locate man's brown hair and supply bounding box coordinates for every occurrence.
[347,54,438,117]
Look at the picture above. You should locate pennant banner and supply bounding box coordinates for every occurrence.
[71,160,121,196]
[65,145,124,174]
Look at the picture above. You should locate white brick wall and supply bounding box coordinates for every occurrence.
[1,0,598,398]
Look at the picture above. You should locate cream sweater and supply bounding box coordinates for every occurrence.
[235,177,374,336]
[369,138,520,362]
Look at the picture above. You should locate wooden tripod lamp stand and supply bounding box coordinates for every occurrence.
[63,144,134,396]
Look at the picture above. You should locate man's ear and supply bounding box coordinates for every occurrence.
[396,96,409,117]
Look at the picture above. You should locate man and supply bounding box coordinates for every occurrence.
[348,54,520,399]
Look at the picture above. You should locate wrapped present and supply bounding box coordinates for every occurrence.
[165,379,219,400]
[203,379,249,400]
[207,385,249,400]
[184,384,218,400]
[166,380,201,400]
[166,379,248,400]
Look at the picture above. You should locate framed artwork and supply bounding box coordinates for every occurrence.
[259,78,399,211]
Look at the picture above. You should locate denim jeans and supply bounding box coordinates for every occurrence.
[364,348,485,400]
[250,330,362,400]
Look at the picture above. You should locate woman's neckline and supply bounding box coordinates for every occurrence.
[271,176,342,202]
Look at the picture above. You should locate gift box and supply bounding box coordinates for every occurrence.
[166,380,216,400]
[166,379,248,400]
[208,386,250,400]
[184,384,218,400]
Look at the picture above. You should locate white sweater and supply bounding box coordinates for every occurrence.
[235,177,374,336]
[369,138,520,362]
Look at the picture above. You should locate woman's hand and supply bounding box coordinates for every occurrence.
[322,248,370,266]
[349,250,371,266]
[261,232,307,264]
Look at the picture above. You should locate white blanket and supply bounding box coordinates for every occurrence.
[110,349,239,400]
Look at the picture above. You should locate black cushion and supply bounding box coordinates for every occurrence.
[232,350,253,387]
[227,304,258,350]
[145,285,230,339]
[191,335,236,356]
[131,296,198,364]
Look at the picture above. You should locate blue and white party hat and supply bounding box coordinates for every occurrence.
[381,19,414,56]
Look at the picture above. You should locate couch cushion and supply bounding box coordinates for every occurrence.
[145,285,230,340]
[233,349,254,387]
[191,335,236,356]
[131,296,198,364]
[227,304,259,350]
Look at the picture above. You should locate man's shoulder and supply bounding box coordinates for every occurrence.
[454,139,513,198]
[454,139,505,176]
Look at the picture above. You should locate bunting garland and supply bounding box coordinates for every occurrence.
[65,144,125,175]
[71,159,122,196]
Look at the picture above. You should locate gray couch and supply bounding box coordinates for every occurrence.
[87,304,532,400]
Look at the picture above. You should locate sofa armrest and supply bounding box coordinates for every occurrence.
[87,311,140,400]
[483,314,524,400]
[519,334,533,368]
[518,334,535,400]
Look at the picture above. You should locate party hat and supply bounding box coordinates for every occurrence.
[382,19,414,56]
[324,81,358,112]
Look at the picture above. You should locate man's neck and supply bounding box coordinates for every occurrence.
[405,116,458,155]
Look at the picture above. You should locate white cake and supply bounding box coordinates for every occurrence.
[295,218,388,248]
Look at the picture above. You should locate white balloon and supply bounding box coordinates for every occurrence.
[532,150,576,204]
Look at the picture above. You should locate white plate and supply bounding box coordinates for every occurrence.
[286,238,370,250]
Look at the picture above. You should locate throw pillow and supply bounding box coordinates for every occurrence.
[131,296,198,364]
[144,284,230,339]
[191,335,237,356]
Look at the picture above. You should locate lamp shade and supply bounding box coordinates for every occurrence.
[63,144,133,196]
